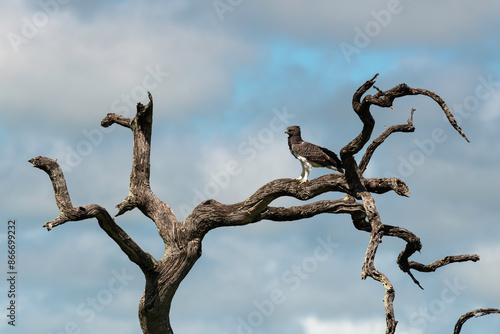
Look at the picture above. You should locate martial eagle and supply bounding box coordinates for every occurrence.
[285,125,343,183]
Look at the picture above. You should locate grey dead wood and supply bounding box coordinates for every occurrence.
[453,308,500,334]
[31,77,482,334]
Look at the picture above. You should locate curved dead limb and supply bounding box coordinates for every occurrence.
[379,224,479,290]
[257,200,365,222]
[184,175,350,236]
[364,81,469,142]
[365,177,410,197]
[345,74,469,176]
[408,254,481,273]
[352,216,479,289]
[453,308,500,334]
[408,88,469,143]
[101,113,133,128]
[29,156,157,272]
[360,108,416,173]
[185,171,412,236]
[344,73,379,156]
[350,209,479,334]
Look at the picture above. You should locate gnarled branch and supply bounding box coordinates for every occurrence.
[101,93,179,247]
[364,82,469,142]
[453,308,500,334]
[185,170,413,236]
[184,175,349,236]
[339,74,472,334]
[29,156,156,272]
[257,200,364,222]
[352,216,479,289]
[360,108,416,173]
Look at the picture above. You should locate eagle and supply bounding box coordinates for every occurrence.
[285,125,343,183]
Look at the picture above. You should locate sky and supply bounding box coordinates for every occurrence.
[1,1,499,333]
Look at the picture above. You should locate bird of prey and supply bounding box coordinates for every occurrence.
[285,125,343,183]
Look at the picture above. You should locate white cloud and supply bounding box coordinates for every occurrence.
[0,1,257,131]
[454,243,500,303]
[208,0,499,46]
[300,316,386,334]
[480,90,500,124]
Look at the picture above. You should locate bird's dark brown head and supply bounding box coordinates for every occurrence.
[285,125,301,137]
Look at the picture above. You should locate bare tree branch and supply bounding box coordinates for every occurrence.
[344,74,469,171]
[365,83,469,142]
[342,73,379,159]
[408,254,481,273]
[185,172,409,234]
[365,177,410,197]
[453,308,500,334]
[28,156,157,272]
[101,93,179,246]
[257,200,365,222]
[184,175,350,234]
[360,108,416,173]
[352,216,479,289]
[101,113,133,128]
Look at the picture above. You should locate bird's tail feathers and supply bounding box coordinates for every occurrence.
[327,166,344,173]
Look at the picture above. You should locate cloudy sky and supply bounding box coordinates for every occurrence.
[1,1,499,333]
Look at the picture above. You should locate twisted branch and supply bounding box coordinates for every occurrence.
[339,74,472,334]
[101,93,179,246]
[186,172,414,236]
[352,217,479,289]
[29,156,156,272]
[453,308,500,334]
[360,108,416,173]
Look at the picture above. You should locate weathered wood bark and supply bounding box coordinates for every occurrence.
[31,76,481,334]
[453,308,500,334]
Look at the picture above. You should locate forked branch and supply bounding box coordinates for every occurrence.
[101,93,178,246]
[29,156,156,272]
[360,108,416,173]
[363,81,469,142]
[352,217,479,289]
[185,171,413,236]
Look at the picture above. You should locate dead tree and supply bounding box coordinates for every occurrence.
[30,74,481,334]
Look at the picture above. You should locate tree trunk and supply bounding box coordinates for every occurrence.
[139,244,201,334]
